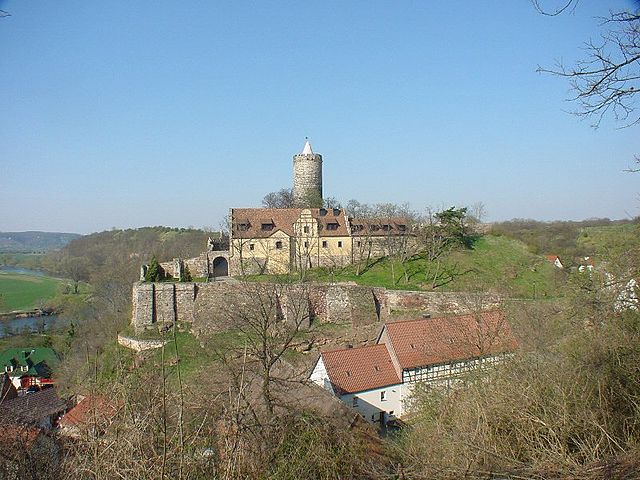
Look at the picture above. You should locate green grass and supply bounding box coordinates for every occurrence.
[577,223,640,260]
[247,235,562,298]
[0,271,66,312]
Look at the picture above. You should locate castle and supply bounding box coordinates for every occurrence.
[155,141,410,279]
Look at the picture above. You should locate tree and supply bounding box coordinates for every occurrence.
[262,188,295,209]
[536,2,640,164]
[145,256,164,282]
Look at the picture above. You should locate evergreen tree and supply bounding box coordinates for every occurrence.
[145,256,164,282]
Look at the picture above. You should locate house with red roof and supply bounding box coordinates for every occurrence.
[310,311,518,425]
[545,255,564,269]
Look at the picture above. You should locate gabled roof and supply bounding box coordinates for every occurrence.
[381,311,518,370]
[0,348,59,378]
[231,208,350,239]
[0,387,68,427]
[320,344,401,395]
[545,255,560,262]
[59,395,118,428]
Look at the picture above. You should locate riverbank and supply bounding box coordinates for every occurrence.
[0,309,55,321]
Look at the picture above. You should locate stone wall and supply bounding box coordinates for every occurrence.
[160,250,229,279]
[132,280,501,335]
[293,152,323,206]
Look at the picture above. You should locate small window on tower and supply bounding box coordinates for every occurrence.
[303,226,309,233]
[337,241,343,248]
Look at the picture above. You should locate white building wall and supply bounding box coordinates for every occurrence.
[340,384,403,424]
[309,357,335,395]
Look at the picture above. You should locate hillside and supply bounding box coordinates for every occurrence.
[290,235,563,298]
[0,231,82,253]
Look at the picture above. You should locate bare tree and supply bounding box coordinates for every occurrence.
[262,188,295,209]
[536,3,640,164]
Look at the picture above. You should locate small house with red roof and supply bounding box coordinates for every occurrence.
[545,255,564,269]
[310,311,518,425]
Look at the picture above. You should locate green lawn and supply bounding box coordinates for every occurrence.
[0,271,65,312]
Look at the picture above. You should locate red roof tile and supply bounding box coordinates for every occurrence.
[382,311,518,370]
[231,208,350,239]
[321,344,401,394]
[59,395,118,428]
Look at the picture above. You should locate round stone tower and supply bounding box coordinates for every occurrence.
[293,140,323,207]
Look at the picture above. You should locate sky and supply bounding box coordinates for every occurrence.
[1,1,638,234]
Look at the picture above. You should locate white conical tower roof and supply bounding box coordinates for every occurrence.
[301,140,313,155]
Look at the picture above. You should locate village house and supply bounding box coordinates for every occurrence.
[310,311,518,426]
[0,348,59,390]
[545,255,564,269]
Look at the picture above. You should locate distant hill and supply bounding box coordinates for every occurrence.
[0,231,83,253]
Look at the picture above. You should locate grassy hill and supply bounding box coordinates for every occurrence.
[0,231,82,253]
[266,235,563,298]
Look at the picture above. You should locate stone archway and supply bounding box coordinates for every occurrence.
[212,256,229,277]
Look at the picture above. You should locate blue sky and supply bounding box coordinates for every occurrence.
[1,1,638,234]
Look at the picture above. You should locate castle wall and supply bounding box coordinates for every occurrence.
[132,281,501,335]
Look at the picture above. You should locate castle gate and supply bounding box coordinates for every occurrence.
[212,256,229,277]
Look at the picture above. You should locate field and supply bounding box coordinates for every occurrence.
[0,271,65,312]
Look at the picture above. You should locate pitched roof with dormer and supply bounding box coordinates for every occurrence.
[231,208,350,239]
[319,344,401,395]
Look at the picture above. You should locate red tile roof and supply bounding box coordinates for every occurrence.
[382,311,518,370]
[546,255,559,262]
[320,344,401,394]
[59,395,118,428]
[231,208,350,239]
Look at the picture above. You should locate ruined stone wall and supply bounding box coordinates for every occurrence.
[160,251,230,279]
[132,280,500,335]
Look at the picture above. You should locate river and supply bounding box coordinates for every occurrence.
[0,265,69,338]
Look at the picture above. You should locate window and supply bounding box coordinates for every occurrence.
[356,241,361,247]
[238,224,249,231]
[249,244,255,251]
[303,226,309,233]
[275,241,282,249]
[380,391,387,401]
[382,224,391,231]
[326,223,339,230]
[304,241,308,248]
[319,208,328,216]
[261,223,273,231]
[337,241,343,248]
[322,241,328,248]
[397,224,407,232]
[352,396,359,407]
[332,208,341,216]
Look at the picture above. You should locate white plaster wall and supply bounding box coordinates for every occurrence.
[309,357,335,395]
[340,383,403,423]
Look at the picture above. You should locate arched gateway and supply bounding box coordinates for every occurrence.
[212,256,229,277]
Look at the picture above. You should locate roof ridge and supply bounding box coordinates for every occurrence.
[321,343,387,354]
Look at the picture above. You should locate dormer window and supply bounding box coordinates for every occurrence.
[237,223,249,232]
[382,224,392,232]
[261,223,273,231]
[352,224,364,232]
[397,224,407,232]
[319,208,328,216]
[326,223,339,231]
[332,208,341,216]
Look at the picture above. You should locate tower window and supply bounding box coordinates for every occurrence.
[337,241,343,248]
[304,241,308,248]
[303,226,309,233]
